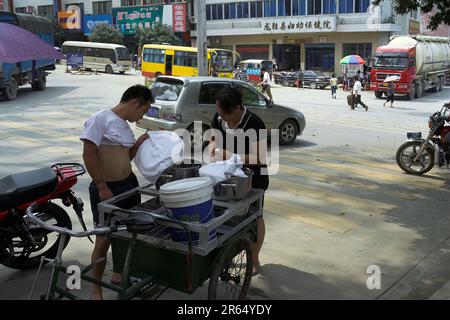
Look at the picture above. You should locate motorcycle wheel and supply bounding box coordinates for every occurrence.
[0,202,72,270]
[396,141,435,175]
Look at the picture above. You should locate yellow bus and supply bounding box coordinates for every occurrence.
[141,44,235,79]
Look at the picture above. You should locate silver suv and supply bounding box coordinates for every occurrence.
[137,76,306,145]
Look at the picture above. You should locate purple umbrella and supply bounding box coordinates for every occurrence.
[0,22,64,63]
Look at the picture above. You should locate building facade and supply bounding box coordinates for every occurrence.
[9,0,189,51]
[192,0,421,74]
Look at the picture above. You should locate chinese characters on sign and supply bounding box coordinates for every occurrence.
[172,3,186,33]
[262,17,336,33]
[112,5,163,35]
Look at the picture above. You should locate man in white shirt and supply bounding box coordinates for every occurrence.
[80,84,154,300]
[259,68,273,103]
[352,76,368,111]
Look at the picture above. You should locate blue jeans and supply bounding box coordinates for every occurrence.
[331,85,337,96]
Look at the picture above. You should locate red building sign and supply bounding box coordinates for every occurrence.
[172,3,186,33]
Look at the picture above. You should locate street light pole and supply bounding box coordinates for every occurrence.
[196,0,208,76]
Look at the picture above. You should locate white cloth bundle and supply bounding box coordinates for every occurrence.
[134,131,184,183]
[199,154,246,185]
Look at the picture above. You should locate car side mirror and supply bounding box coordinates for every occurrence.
[265,98,272,108]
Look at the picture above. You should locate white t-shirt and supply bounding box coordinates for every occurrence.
[80,109,135,148]
[262,71,271,86]
[353,80,362,95]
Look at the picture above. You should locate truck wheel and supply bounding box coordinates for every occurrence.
[415,82,423,98]
[2,77,18,100]
[407,83,416,100]
[32,70,46,91]
[282,80,290,87]
[374,91,383,99]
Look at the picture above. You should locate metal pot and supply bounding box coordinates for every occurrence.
[213,168,254,201]
[156,163,201,189]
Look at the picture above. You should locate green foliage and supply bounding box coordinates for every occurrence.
[51,17,66,47]
[372,0,450,30]
[89,24,124,44]
[136,24,182,49]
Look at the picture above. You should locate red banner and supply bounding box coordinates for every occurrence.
[172,3,186,33]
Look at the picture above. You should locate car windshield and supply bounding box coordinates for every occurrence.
[211,50,233,72]
[373,56,408,69]
[151,79,184,101]
[116,47,130,61]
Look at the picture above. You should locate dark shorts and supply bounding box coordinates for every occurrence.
[386,94,394,103]
[89,172,141,228]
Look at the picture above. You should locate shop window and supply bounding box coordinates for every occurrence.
[224,3,230,19]
[305,43,335,72]
[323,0,336,14]
[230,3,237,18]
[206,4,211,20]
[212,4,218,20]
[339,0,353,13]
[307,0,322,15]
[93,1,112,15]
[121,0,142,6]
[342,43,372,61]
[249,1,263,18]
[293,0,307,15]
[218,4,223,19]
[237,2,249,18]
[37,5,53,17]
[263,0,277,17]
[15,7,27,13]
[355,0,370,13]
[278,0,285,16]
[256,1,263,17]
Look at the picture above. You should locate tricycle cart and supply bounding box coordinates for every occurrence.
[27,184,264,300]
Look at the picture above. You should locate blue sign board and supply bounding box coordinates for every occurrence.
[67,53,83,67]
[83,14,113,35]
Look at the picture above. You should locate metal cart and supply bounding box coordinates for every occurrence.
[27,184,264,300]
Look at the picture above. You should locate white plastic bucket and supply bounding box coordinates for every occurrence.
[159,177,215,243]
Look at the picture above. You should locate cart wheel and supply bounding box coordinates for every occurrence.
[208,237,253,300]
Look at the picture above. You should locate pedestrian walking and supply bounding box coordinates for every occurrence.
[330,73,338,99]
[352,76,368,111]
[259,68,273,103]
[383,80,395,108]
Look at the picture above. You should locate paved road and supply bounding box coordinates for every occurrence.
[1,66,450,299]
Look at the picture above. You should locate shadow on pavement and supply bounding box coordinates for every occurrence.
[248,263,342,300]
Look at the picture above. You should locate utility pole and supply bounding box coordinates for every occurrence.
[196,0,208,76]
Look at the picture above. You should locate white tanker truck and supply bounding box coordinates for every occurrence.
[370,35,450,99]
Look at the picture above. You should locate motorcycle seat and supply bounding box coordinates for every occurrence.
[0,167,58,211]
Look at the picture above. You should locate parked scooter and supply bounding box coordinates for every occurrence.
[396,103,450,175]
[0,163,89,269]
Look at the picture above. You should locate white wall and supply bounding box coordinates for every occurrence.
[13,0,53,10]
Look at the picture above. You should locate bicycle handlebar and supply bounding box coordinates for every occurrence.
[26,203,154,237]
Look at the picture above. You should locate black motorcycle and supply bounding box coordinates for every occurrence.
[396,103,450,175]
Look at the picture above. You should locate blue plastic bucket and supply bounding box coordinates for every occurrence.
[159,177,216,244]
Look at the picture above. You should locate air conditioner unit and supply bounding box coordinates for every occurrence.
[189,16,197,24]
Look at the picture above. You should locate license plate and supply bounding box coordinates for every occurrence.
[147,106,160,118]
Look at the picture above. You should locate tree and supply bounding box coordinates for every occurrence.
[372,0,450,30]
[89,23,123,44]
[51,17,67,48]
[136,24,182,49]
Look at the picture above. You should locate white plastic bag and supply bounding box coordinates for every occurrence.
[134,131,184,183]
[199,154,246,185]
